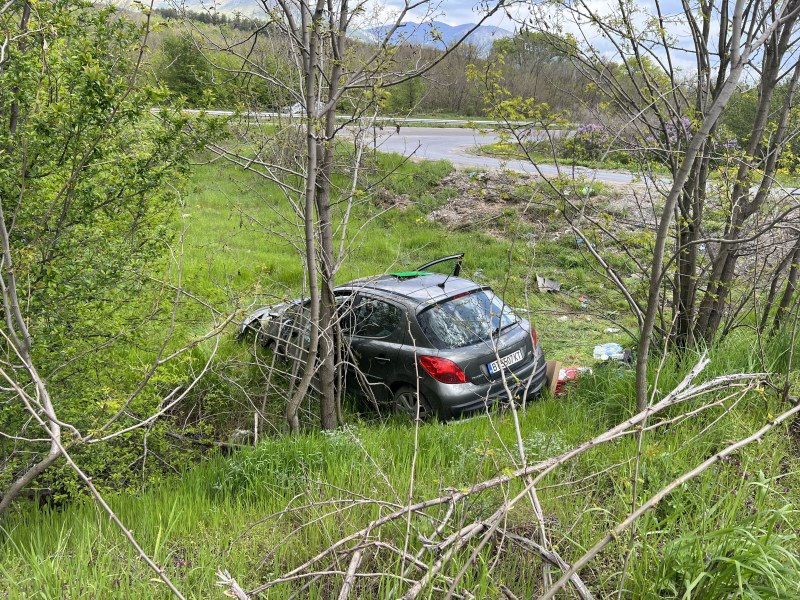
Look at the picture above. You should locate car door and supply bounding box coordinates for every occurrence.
[344,294,408,402]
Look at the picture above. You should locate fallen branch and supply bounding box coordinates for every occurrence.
[240,359,767,598]
[216,569,249,600]
[501,530,593,600]
[539,397,800,600]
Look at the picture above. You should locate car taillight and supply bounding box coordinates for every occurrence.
[530,326,538,349]
[419,355,467,384]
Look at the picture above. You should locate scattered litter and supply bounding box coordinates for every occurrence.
[593,343,624,361]
[579,296,590,310]
[466,170,488,182]
[555,366,593,395]
[604,327,621,334]
[537,275,561,293]
[557,315,569,322]
[228,429,253,445]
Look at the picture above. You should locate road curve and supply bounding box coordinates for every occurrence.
[373,126,638,185]
[176,109,640,185]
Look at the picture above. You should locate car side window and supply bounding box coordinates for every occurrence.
[335,292,355,330]
[352,296,403,338]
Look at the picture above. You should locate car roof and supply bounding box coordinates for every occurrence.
[339,273,483,307]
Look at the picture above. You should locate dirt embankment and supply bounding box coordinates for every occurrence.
[408,169,653,235]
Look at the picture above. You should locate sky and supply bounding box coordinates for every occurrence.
[144,0,524,30]
[371,0,525,29]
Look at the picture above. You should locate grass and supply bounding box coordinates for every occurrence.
[381,111,491,123]
[473,140,655,173]
[1,338,797,598]
[2,148,800,597]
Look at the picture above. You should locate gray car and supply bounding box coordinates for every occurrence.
[240,255,548,420]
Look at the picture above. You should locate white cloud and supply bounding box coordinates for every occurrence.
[372,0,523,28]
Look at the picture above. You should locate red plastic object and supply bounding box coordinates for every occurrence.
[555,366,592,395]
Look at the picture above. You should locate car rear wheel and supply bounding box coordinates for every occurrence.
[392,385,432,422]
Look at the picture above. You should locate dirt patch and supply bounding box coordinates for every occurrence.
[427,170,540,233]
[375,188,412,209]
[423,169,653,234]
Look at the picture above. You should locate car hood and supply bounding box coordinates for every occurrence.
[237,299,302,340]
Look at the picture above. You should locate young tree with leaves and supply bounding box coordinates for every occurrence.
[493,0,800,412]
[0,0,215,517]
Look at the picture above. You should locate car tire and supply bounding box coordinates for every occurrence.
[392,385,433,422]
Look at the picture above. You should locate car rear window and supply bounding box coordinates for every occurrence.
[418,290,519,349]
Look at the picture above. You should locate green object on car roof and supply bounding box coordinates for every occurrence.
[390,271,433,278]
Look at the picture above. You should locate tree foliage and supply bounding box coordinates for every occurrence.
[0,0,214,508]
[155,32,212,105]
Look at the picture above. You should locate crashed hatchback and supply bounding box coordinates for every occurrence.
[240,255,548,420]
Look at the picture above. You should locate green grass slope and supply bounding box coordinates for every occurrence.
[2,340,798,597]
[2,153,799,598]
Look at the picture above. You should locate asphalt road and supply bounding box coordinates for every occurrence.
[182,109,640,184]
[373,126,637,184]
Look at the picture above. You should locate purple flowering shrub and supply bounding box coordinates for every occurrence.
[664,115,693,147]
[713,136,742,162]
[564,123,612,160]
[642,117,743,168]
[563,117,742,168]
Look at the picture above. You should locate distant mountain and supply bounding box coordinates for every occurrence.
[358,21,511,52]
[115,2,511,51]
[110,1,265,17]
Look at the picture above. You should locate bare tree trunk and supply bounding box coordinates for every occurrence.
[636,57,748,411]
[315,179,338,429]
[759,239,800,331]
[674,156,708,349]
[285,0,326,433]
[695,18,800,341]
[312,0,350,430]
[0,444,61,516]
[773,239,800,331]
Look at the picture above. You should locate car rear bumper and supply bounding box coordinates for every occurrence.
[427,346,548,420]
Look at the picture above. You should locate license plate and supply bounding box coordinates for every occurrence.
[487,349,524,375]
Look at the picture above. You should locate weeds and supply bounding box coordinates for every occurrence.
[633,475,800,598]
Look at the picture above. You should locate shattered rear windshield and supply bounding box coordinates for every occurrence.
[418,290,518,349]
